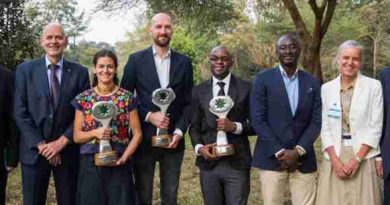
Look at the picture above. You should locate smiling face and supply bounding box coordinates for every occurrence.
[94,56,117,85]
[149,13,173,48]
[276,35,301,68]
[338,47,361,78]
[40,24,68,62]
[209,46,233,80]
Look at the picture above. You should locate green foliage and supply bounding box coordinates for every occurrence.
[26,0,88,40]
[0,0,37,69]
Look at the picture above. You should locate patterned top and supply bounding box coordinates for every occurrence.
[72,87,137,154]
[340,84,355,135]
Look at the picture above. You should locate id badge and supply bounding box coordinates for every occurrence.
[328,103,341,119]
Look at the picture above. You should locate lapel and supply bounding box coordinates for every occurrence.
[294,70,307,117]
[330,75,342,114]
[145,46,162,89]
[203,79,216,121]
[349,73,364,116]
[37,57,51,101]
[168,50,176,88]
[56,59,72,110]
[204,79,214,108]
[273,67,294,118]
[227,74,238,105]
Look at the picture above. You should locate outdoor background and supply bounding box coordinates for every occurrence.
[1,0,389,204]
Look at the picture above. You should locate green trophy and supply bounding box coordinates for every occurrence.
[151,88,176,147]
[92,101,118,166]
[209,96,235,157]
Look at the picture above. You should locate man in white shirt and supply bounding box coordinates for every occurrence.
[120,13,193,205]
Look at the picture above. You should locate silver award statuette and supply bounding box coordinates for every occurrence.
[151,88,176,147]
[209,96,235,157]
[92,101,118,166]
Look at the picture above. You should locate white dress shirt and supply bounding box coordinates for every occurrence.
[145,46,183,137]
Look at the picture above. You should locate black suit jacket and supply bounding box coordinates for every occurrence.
[120,46,193,153]
[14,57,90,164]
[189,74,252,170]
[0,66,18,169]
[250,67,321,173]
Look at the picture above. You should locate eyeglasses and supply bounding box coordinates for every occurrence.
[209,56,231,62]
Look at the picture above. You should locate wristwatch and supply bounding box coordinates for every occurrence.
[295,146,305,156]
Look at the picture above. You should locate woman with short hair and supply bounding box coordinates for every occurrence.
[316,40,383,205]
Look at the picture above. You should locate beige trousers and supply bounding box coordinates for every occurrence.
[259,169,317,205]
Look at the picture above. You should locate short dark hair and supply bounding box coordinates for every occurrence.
[92,49,119,87]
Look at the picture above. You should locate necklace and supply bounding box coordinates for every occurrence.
[96,84,117,95]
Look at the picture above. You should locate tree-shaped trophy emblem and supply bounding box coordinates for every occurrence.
[151,88,176,147]
[209,96,235,156]
[92,101,118,166]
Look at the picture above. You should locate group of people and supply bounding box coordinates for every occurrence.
[1,11,390,205]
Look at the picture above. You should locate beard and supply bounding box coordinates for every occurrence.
[153,35,171,47]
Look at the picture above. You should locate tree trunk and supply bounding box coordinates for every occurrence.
[301,40,323,83]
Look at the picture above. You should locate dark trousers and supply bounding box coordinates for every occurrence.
[77,155,135,205]
[21,156,78,205]
[385,175,390,205]
[134,149,184,205]
[0,169,6,205]
[200,160,250,205]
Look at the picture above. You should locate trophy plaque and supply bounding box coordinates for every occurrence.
[92,101,118,166]
[209,96,235,157]
[151,88,176,147]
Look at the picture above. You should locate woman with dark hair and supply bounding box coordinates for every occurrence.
[72,49,142,205]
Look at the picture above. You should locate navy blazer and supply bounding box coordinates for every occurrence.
[250,67,321,173]
[380,67,390,179]
[14,57,90,164]
[120,46,193,153]
[189,74,253,170]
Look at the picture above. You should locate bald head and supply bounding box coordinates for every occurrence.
[210,45,231,58]
[150,13,172,26]
[42,23,66,37]
[276,33,301,48]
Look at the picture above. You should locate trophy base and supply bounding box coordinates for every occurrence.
[94,151,118,166]
[151,135,171,148]
[213,144,235,157]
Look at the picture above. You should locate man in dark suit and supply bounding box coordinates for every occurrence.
[13,23,90,205]
[120,13,193,205]
[189,46,252,205]
[0,65,18,205]
[250,33,321,205]
[379,67,390,204]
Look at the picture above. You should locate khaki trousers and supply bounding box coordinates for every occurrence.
[259,169,317,205]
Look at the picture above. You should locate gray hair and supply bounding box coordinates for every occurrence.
[42,22,66,36]
[333,40,364,69]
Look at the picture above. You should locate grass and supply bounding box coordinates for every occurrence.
[6,136,322,205]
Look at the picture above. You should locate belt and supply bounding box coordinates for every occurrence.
[342,135,351,140]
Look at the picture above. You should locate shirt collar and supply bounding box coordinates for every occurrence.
[212,72,231,86]
[279,65,299,80]
[45,55,64,70]
[152,46,171,58]
[340,76,356,91]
